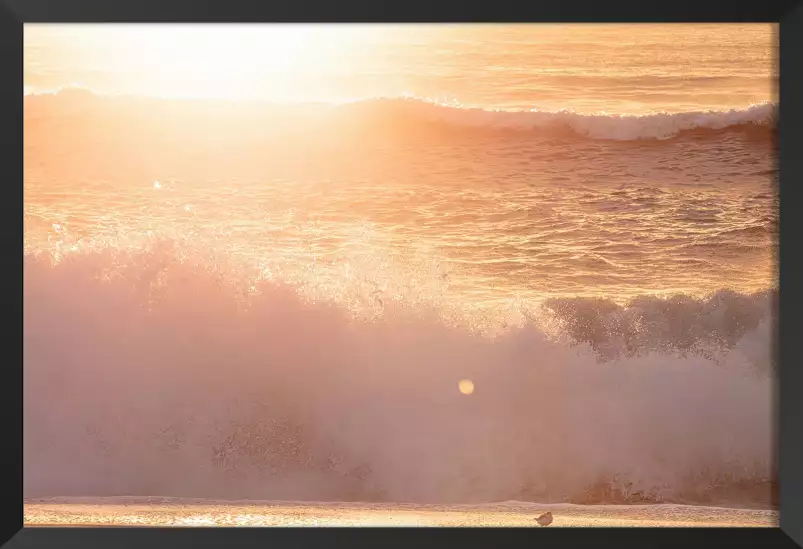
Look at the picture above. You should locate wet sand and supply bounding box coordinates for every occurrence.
[24,498,778,527]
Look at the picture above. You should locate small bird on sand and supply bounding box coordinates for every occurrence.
[535,511,553,527]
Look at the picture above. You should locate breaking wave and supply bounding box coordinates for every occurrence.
[342,98,777,142]
[25,87,777,143]
[24,249,776,507]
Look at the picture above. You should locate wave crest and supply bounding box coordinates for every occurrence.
[543,290,775,363]
[345,98,777,142]
[25,87,777,143]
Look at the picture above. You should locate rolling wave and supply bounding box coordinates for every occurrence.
[343,98,777,142]
[25,86,777,143]
[24,250,776,506]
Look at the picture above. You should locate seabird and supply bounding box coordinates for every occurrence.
[535,511,553,527]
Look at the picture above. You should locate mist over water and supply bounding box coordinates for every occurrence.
[24,250,775,506]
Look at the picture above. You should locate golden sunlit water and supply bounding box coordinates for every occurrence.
[24,24,778,527]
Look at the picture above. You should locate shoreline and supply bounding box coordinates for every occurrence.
[24,498,779,528]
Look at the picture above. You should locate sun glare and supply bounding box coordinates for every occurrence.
[103,24,376,100]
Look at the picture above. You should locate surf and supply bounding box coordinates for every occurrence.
[24,250,776,506]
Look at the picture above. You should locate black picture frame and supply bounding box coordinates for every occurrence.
[3,1,801,548]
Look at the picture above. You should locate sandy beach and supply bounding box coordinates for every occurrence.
[24,498,778,527]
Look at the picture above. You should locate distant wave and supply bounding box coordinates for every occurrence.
[342,98,777,142]
[24,86,777,143]
[24,249,776,506]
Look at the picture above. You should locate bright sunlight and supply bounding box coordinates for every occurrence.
[39,24,381,100]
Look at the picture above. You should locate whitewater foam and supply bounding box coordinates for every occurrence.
[24,251,776,506]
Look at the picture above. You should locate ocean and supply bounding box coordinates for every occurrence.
[23,24,778,523]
